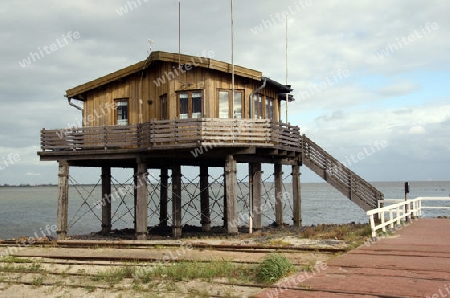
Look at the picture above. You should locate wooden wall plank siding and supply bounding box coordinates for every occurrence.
[75,51,289,127]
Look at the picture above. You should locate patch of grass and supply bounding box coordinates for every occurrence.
[30,263,42,272]
[137,259,253,284]
[131,280,144,291]
[31,276,44,287]
[268,239,290,246]
[301,227,316,239]
[0,262,44,274]
[256,253,296,284]
[300,223,372,243]
[61,265,72,278]
[54,281,64,287]
[165,280,181,292]
[0,256,33,263]
[151,259,235,281]
[91,266,135,287]
[187,287,210,298]
[361,224,373,237]
[301,257,318,272]
[85,285,96,293]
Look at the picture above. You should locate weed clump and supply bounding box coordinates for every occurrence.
[256,253,296,284]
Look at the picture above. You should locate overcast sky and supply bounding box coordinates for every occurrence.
[0,0,449,185]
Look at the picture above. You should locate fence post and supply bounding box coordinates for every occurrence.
[381,211,386,233]
[137,124,142,148]
[41,128,45,151]
[101,166,112,235]
[274,163,283,226]
[103,126,107,150]
[419,199,422,217]
[225,155,238,235]
[369,214,376,239]
[57,160,69,240]
[172,164,182,238]
[404,182,410,222]
[135,162,148,240]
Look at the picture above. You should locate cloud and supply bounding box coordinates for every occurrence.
[315,110,345,122]
[25,172,41,176]
[408,125,426,134]
[377,82,420,97]
[1,0,450,184]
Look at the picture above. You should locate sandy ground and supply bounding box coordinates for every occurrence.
[0,236,344,298]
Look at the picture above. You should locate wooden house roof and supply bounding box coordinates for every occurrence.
[66,51,292,100]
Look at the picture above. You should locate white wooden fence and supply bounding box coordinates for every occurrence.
[367,197,450,238]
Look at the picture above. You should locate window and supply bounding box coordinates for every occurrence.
[179,93,189,119]
[218,90,243,118]
[219,91,229,118]
[233,92,242,118]
[192,92,202,118]
[178,91,203,119]
[160,94,168,120]
[254,94,263,119]
[115,99,128,125]
[265,97,274,119]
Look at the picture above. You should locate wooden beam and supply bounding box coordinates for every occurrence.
[135,162,148,240]
[57,161,69,240]
[250,162,262,230]
[134,165,137,232]
[225,155,238,235]
[101,166,112,235]
[200,165,211,231]
[223,169,227,228]
[159,167,169,228]
[172,165,182,238]
[292,163,302,227]
[257,149,279,156]
[274,163,283,226]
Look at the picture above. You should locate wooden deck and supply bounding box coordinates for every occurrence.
[38,118,384,212]
[40,118,301,154]
[256,218,450,298]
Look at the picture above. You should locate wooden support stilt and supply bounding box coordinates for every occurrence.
[134,165,137,231]
[57,161,69,240]
[101,166,112,235]
[200,165,211,231]
[249,163,262,230]
[172,165,182,238]
[292,162,302,227]
[274,163,283,226]
[223,170,227,228]
[225,155,238,235]
[159,167,168,228]
[135,162,148,240]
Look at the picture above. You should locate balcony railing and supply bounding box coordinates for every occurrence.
[40,118,301,153]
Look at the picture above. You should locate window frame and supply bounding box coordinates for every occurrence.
[177,90,204,119]
[265,96,274,120]
[253,93,264,119]
[217,89,244,119]
[114,98,129,126]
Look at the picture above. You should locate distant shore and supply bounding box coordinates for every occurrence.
[0,184,57,187]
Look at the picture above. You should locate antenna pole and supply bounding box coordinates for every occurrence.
[231,0,235,118]
[285,15,289,124]
[178,0,181,67]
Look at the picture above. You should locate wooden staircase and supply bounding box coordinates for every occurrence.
[300,135,384,211]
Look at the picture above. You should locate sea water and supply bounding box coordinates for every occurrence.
[0,181,448,239]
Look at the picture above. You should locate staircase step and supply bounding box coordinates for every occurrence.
[301,135,383,211]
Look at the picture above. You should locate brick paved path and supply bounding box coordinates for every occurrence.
[256,219,450,298]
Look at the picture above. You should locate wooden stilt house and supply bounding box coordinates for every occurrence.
[38,51,383,240]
